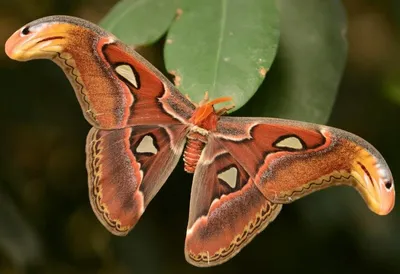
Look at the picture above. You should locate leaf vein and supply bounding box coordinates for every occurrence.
[210,0,227,94]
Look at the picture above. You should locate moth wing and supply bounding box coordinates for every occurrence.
[86,124,188,235]
[215,116,394,214]
[185,138,281,267]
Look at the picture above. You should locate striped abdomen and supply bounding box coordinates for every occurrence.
[184,131,208,173]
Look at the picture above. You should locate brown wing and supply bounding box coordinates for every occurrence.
[86,124,187,235]
[185,138,282,267]
[5,15,195,129]
[215,116,395,215]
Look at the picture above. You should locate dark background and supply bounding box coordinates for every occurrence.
[0,0,399,273]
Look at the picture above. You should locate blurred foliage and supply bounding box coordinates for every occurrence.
[384,72,400,106]
[0,0,399,274]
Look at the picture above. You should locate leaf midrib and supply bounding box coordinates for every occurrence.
[209,0,227,94]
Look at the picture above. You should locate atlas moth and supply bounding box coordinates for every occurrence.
[5,16,395,267]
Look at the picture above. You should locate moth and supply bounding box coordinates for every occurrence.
[5,16,395,267]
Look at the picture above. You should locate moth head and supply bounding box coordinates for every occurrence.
[5,16,94,61]
[350,148,395,215]
[190,96,233,129]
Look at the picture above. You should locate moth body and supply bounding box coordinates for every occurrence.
[183,96,232,173]
[184,131,207,173]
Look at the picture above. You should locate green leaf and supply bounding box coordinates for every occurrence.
[239,0,348,124]
[164,0,279,109]
[100,0,177,46]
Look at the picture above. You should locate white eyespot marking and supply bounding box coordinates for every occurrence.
[136,135,157,154]
[275,136,304,150]
[218,167,238,188]
[115,64,139,88]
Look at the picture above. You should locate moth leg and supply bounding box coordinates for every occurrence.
[216,103,236,115]
[198,91,209,106]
